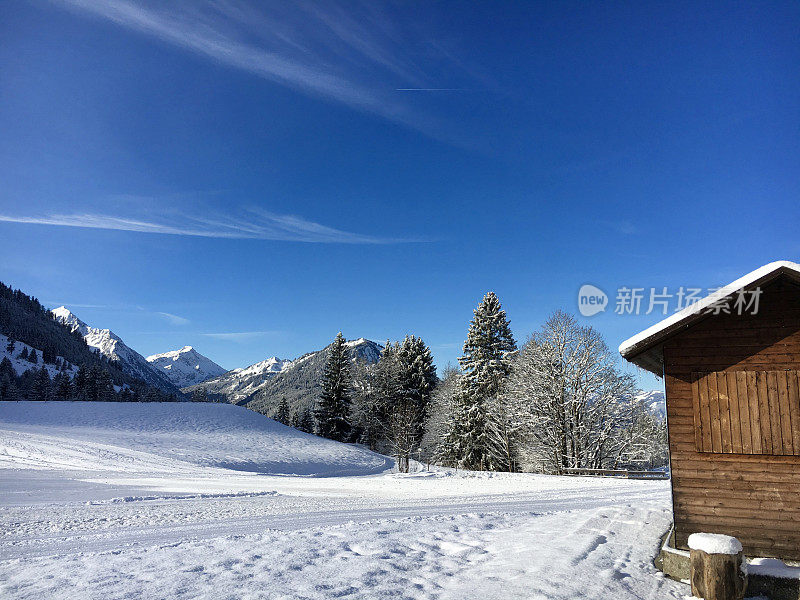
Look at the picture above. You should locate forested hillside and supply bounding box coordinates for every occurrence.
[0,281,182,402]
[241,339,382,418]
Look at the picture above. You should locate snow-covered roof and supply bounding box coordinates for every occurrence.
[619,261,800,375]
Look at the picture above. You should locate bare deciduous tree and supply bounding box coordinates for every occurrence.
[505,311,666,473]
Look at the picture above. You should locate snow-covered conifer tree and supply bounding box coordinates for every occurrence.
[274,398,291,425]
[397,335,438,441]
[315,332,352,442]
[442,292,517,471]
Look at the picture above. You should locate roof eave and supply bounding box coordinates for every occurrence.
[619,262,800,376]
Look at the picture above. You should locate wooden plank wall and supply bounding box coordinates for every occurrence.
[692,370,800,455]
[664,278,800,559]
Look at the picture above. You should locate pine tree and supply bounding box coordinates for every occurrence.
[0,356,13,379]
[297,408,315,433]
[384,336,438,471]
[274,398,291,425]
[0,373,17,401]
[32,366,51,401]
[443,292,517,471]
[28,349,38,364]
[74,366,89,400]
[5,338,14,354]
[18,347,28,361]
[315,332,352,442]
[396,335,438,441]
[53,371,73,400]
[0,357,16,401]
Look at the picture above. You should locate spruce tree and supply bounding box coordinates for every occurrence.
[74,366,89,400]
[297,408,315,433]
[443,292,516,471]
[0,357,16,401]
[28,349,38,364]
[0,356,13,378]
[32,366,51,401]
[315,332,352,442]
[53,371,73,400]
[274,398,291,425]
[397,335,438,440]
[18,347,28,361]
[0,374,17,401]
[5,339,14,354]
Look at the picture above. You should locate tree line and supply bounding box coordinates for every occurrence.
[306,292,666,474]
[0,356,181,402]
[0,280,183,403]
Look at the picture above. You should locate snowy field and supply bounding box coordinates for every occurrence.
[0,402,688,599]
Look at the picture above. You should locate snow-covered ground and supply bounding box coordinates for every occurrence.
[0,402,688,599]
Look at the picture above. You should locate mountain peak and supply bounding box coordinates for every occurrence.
[50,307,178,394]
[186,337,383,405]
[146,346,226,388]
[51,306,84,328]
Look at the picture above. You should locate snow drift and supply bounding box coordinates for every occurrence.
[0,401,392,477]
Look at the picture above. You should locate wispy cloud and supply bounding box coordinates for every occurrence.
[53,0,479,139]
[396,89,467,92]
[0,207,410,243]
[156,311,191,326]
[201,331,278,341]
[44,302,112,309]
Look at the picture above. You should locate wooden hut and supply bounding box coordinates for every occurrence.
[620,260,800,559]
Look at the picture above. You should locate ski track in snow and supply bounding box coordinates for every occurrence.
[0,402,690,599]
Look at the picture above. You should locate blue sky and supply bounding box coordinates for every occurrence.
[1,1,798,389]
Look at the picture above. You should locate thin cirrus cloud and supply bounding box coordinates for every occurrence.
[0,209,409,244]
[53,0,477,139]
[156,311,191,326]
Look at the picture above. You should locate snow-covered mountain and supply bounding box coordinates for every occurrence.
[51,307,179,394]
[186,338,382,406]
[146,346,226,388]
[183,355,294,402]
[635,390,666,418]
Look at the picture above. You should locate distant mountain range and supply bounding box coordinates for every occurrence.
[1,282,180,399]
[186,338,383,417]
[2,282,385,408]
[49,305,384,414]
[52,306,180,394]
[183,356,292,402]
[635,389,666,418]
[146,346,226,388]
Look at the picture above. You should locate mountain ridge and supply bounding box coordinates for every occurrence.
[185,338,383,415]
[52,306,180,394]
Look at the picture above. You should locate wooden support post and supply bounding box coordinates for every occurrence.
[688,534,747,600]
